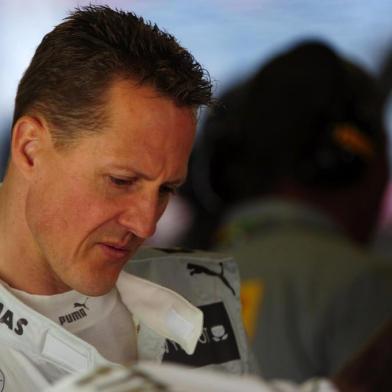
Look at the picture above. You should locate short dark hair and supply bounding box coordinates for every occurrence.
[13,5,212,147]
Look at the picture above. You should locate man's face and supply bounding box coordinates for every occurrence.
[25,80,196,295]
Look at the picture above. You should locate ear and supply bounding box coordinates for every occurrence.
[11,115,50,179]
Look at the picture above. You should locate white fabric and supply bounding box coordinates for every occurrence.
[117,273,203,355]
[45,361,340,392]
[75,292,137,364]
[9,283,137,364]
[0,271,203,392]
[8,285,117,333]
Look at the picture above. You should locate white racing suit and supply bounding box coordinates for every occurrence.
[0,247,256,391]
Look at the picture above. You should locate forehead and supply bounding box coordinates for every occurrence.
[109,80,193,145]
[63,80,197,181]
[104,79,195,136]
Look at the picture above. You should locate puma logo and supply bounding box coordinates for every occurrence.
[74,297,89,310]
[187,263,236,296]
[59,297,90,326]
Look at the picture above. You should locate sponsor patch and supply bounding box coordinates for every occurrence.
[163,302,240,367]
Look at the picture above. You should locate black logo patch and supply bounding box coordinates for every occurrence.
[187,263,236,296]
[163,302,240,367]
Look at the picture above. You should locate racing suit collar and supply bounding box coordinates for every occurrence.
[0,271,202,372]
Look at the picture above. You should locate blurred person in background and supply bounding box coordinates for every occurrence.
[0,5,256,391]
[182,40,392,382]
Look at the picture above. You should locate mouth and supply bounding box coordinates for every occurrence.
[98,242,132,260]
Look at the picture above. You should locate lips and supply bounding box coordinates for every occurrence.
[98,242,131,260]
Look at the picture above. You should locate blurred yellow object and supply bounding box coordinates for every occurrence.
[240,279,264,340]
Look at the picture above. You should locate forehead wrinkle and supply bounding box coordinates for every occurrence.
[134,151,165,181]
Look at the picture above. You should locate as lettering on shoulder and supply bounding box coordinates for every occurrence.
[0,302,28,336]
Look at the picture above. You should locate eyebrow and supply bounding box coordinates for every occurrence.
[109,164,187,187]
[164,178,186,187]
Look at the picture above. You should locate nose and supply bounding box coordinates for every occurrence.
[117,193,163,240]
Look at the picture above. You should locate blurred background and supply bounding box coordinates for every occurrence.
[2,3,391,383]
[2,0,392,247]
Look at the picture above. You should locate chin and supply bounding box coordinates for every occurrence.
[70,271,120,297]
[62,258,124,296]
[76,282,117,297]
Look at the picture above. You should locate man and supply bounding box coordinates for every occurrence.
[0,5,255,391]
[183,41,392,381]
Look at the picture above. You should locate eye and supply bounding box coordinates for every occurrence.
[159,185,178,197]
[109,176,136,187]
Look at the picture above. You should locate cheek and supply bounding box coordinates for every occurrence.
[25,187,73,243]
[25,180,107,244]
